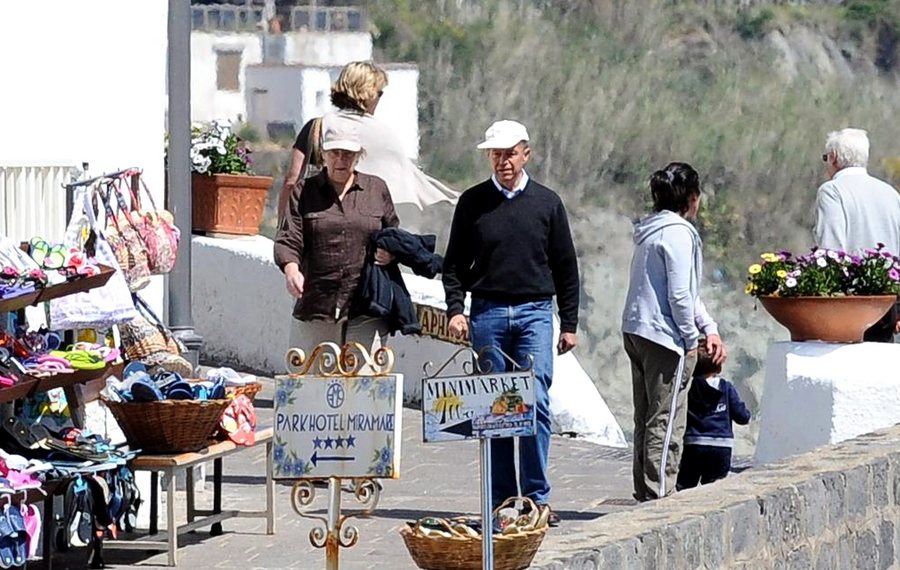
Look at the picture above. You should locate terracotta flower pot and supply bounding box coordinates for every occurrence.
[192,173,273,236]
[759,295,896,343]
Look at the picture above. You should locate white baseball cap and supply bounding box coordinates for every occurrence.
[321,121,362,152]
[476,120,530,150]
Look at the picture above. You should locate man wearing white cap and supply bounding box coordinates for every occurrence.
[443,120,580,526]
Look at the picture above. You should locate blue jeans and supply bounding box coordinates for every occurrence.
[469,298,554,507]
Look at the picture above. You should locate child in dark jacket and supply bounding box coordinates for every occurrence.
[677,338,751,490]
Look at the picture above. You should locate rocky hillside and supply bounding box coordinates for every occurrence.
[364,0,900,454]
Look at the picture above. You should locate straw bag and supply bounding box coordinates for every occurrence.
[400,497,549,570]
[119,295,191,376]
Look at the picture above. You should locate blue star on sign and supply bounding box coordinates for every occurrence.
[346,434,356,448]
[335,437,344,448]
[324,437,334,449]
[313,437,323,449]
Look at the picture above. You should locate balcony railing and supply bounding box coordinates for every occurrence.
[191,5,367,32]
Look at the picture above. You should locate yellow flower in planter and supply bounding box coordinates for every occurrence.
[745,283,756,295]
[748,263,763,275]
[761,253,779,262]
[776,269,788,278]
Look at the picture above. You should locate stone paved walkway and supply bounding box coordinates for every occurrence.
[48,374,635,569]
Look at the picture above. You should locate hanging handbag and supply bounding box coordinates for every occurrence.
[48,188,138,330]
[100,180,151,292]
[118,294,191,376]
[123,176,180,275]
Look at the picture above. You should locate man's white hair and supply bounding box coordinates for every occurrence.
[825,128,870,169]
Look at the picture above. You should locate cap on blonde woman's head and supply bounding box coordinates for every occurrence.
[331,62,389,113]
[321,121,362,153]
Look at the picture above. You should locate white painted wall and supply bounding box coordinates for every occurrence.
[192,235,627,447]
[374,67,420,160]
[246,66,307,134]
[755,341,900,464]
[0,0,168,314]
[283,32,373,65]
[191,32,263,123]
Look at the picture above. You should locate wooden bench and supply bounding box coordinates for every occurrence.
[103,428,275,566]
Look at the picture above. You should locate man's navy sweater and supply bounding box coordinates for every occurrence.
[684,376,751,448]
[442,178,580,332]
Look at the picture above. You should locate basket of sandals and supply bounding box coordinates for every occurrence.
[399,497,549,570]
[105,399,229,454]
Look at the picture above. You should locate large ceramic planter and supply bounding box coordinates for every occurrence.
[192,173,273,236]
[759,295,896,343]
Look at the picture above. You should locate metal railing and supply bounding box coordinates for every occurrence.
[0,164,77,243]
[289,6,367,32]
[191,4,367,32]
[192,5,266,32]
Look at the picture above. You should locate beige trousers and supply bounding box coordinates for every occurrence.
[289,316,388,372]
[624,333,697,501]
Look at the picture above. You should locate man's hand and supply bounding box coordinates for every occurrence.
[448,314,469,340]
[557,332,577,355]
[285,264,305,299]
[706,334,727,366]
[374,248,395,266]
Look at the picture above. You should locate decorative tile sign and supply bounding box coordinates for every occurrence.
[273,374,403,479]
[422,371,536,443]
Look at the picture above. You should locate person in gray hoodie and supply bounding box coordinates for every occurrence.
[621,162,726,502]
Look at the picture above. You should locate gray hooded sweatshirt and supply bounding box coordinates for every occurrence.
[621,210,718,355]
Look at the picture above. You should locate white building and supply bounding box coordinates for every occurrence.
[190,5,420,158]
[0,1,168,311]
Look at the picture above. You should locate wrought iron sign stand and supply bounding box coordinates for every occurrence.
[278,342,398,570]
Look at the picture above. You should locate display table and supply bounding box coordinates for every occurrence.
[755,342,900,464]
[104,428,275,566]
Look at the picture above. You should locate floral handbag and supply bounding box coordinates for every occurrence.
[122,177,180,275]
[99,181,151,291]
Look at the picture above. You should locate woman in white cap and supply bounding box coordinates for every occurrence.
[274,121,399,354]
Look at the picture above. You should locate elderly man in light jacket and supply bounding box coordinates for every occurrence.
[815,127,900,342]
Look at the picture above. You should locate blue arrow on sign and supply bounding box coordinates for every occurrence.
[311,450,355,467]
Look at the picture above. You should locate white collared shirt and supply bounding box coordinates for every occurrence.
[832,166,868,181]
[491,171,530,199]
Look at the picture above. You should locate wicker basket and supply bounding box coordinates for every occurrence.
[228,382,262,402]
[105,399,230,453]
[399,498,548,570]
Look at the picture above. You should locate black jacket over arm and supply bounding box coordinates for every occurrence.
[353,228,443,335]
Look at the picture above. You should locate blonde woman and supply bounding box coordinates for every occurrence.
[278,61,455,222]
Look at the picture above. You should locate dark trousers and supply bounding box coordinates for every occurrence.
[676,445,732,490]
[864,303,898,343]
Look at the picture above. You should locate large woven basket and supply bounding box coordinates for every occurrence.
[400,498,548,570]
[105,399,229,453]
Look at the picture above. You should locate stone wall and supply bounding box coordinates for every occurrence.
[534,424,900,569]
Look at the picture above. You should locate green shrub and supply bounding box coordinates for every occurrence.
[735,8,775,40]
[236,123,261,143]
